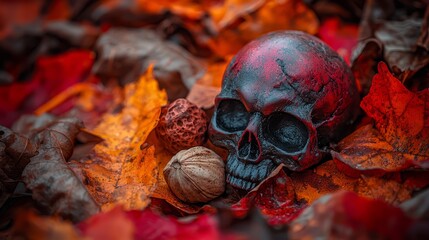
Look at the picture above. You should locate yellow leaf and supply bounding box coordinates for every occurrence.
[71,69,167,211]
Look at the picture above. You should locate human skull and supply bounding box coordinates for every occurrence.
[209,31,359,191]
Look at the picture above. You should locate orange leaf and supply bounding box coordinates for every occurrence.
[332,62,429,172]
[11,211,81,240]
[70,69,167,211]
[291,161,412,205]
[208,0,319,56]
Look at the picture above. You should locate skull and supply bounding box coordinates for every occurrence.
[209,31,360,191]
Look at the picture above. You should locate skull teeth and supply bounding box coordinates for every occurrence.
[227,175,257,191]
[226,156,276,190]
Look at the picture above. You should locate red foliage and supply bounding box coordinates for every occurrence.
[289,191,415,239]
[0,50,94,127]
[231,166,306,226]
[318,17,359,64]
[333,62,429,173]
[78,207,220,240]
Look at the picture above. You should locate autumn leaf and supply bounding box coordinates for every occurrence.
[291,160,412,206]
[231,165,306,226]
[0,50,94,127]
[289,191,415,240]
[207,0,319,56]
[332,62,429,173]
[78,206,220,240]
[0,125,37,190]
[318,17,359,65]
[92,28,204,100]
[0,125,37,208]
[70,69,167,212]
[11,210,81,240]
[401,188,429,221]
[229,160,413,227]
[22,117,99,223]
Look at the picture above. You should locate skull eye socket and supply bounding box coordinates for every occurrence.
[216,100,250,132]
[264,113,309,153]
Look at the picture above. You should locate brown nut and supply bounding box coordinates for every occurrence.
[163,146,225,203]
[156,98,207,154]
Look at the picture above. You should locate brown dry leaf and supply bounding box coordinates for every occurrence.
[11,210,82,240]
[290,161,412,205]
[0,125,37,192]
[208,0,319,56]
[70,69,167,212]
[22,117,99,223]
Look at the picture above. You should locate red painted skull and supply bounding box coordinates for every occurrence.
[209,31,360,190]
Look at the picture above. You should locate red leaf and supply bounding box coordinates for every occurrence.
[332,62,429,173]
[0,50,94,127]
[78,207,220,240]
[318,17,359,64]
[231,165,306,226]
[289,191,415,239]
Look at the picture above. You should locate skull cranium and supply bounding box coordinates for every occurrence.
[209,31,360,190]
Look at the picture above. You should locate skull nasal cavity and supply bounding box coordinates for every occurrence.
[238,131,261,162]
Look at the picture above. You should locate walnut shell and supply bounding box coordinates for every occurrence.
[163,146,225,203]
[156,98,207,154]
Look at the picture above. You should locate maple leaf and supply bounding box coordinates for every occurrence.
[22,117,99,223]
[332,62,429,173]
[229,160,412,227]
[289,191,415,239]
[291,160,412,206]
[70,69,167,212]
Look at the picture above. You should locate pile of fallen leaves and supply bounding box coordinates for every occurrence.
[1,0,429,239]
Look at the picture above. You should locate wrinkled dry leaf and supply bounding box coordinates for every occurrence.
[70,70,167,212]
[333,62,429,173]
[374,19,429,81]
[92,28,205,100]
[0,125,37,188]
[22,117,99,222]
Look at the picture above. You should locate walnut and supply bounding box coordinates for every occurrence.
[163,146,225,203]
[156,98,207,154]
